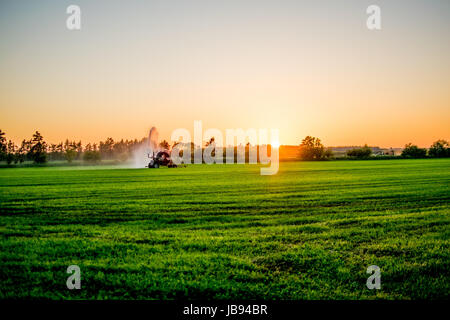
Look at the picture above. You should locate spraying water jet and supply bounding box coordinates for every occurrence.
[146,127,177,168]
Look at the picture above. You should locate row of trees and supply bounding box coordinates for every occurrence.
[401,140,450,158]
[297,136,378,160]
[297,135,450,160]
[1,130,449,164]
[0,130,48,164]
[0,130,170,165]
[0,129,268,165]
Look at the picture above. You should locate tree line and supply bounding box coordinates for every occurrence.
[297,136,450,160]
[0,130,449,165]
[0,130,160,165]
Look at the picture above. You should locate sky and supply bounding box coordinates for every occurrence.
[1,0,449,147]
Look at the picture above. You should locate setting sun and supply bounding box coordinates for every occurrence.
[271,141,280,149]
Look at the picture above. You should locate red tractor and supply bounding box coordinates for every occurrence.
[147,151,177,168]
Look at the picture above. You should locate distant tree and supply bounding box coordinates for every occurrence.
[48,143,65,161]
[401,143,427,158]
[65,149,77,163]
[83,150,101,163]
[29,131,47,163]
[99,138,114,159]
[16,140,30,163]
[55,142,64,160]
[428,140,449,158]
[49,144,58,160]
[111,139,127,161]
[76,141,83,159]
[61,139,77,162]
[346,145,372,159]
[159,140,170,150]
[6,140,16,165]
[64,139,75,153]
[0,130,7,161]
[298,136,328,160]
[85,143,93,152]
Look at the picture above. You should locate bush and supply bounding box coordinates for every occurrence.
[428,140,449,158]
[401,143,427,158]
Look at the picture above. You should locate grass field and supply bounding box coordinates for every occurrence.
[0,159,449,299]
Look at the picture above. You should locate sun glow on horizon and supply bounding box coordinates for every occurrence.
[271,141,280,149]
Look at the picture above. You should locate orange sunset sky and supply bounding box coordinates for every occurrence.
[1,0,449,148]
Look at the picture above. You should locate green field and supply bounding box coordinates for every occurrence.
[0,159,449,299]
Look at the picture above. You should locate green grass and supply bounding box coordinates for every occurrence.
[0,159,449,299]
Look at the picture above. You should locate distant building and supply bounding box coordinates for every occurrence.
[329,146,403,157]
[278,145,403,160]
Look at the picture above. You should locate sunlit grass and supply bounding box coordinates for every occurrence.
[0,159,449,299]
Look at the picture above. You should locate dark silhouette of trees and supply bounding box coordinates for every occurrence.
[401,143,427,158]
[0,132,146,165]
[62,139,78,163]
[29,131,47,163]
[0,130,6,161]
[100,137,114,159]
[48,144,58,160]
[3,130,448,166]
[48,143,65,161]
[6,140,17,164]
[112,139,125,161]
[16,140,30,163]
[159,140,170,150]
[76,141,83,159]
[428,140,449,158]
[83,143,101,162]
[65,149,77,163]
[298,136,331,160]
